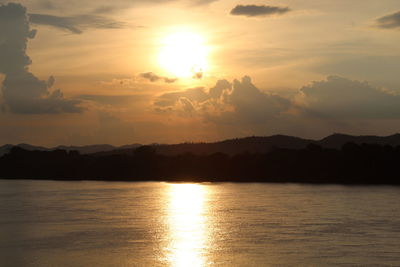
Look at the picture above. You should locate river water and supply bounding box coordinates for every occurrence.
[0,180,399,266]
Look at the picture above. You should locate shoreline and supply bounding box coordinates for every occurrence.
[1,177,399,186]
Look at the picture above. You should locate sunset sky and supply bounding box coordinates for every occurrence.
[1,0,400,146]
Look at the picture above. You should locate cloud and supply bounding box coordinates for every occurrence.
[230,4,290,17]
[155,87,209,108]
[154,75,400,138]
[376,11,400,29]
[227,76,291,119]
[299,76,400,119]
[209,79,231,99]
[0,3,82,114]
[154,76,291,122]
[139,72,177,83]
[29,13,127,34]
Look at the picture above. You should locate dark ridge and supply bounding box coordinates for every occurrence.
[319,133,400,148]
[90,133,400,157]
[151,135,315,156]
[2,133,400,157]
[0,143,142,157]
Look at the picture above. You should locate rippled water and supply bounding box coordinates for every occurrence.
[1,180,400,266]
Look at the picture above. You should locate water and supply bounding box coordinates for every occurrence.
[0,180,399,266]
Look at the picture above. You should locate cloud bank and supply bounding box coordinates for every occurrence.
[230,4,290,17]
[300,76,400,119]
[0,3,82,114]
[155,76,291,122]
[155,75,400,129]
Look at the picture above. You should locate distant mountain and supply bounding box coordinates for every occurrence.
[0,143,142,157]
[56,145,116,154]
[0,143,49,157]
[319,133,400,148]
[17,143,49,151]
[0,144,14,157]
[2,133,400,157]
[145,133,400,156]
[152,135,315,156]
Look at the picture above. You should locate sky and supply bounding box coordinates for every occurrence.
[1,0,400,146]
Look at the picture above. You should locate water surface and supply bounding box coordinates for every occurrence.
[1,180,399,266]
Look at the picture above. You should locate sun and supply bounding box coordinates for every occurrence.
[159,31,209,78]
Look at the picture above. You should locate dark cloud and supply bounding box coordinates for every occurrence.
[300,76,400,119]
[29,13,126,34]
[376,11,400,29]
[139,72,177,83]
[230,4,290,17]
[0,3,82,114]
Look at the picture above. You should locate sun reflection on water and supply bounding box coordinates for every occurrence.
[167,183,208,267]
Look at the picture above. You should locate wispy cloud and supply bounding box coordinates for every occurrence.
[29,13,127,34]
[230,4,290,18]
[139,72,177,83]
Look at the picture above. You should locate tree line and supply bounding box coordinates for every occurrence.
[1,143,399,184]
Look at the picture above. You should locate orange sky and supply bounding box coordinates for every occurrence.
[1,0,400,146]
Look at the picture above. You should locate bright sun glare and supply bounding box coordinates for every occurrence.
[159,31,209,78]
[167,183,207,267]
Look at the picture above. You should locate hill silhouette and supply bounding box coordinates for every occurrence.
[150,135,315,156]
[3,133,400,157]
[0,143,142,157]
[319,133,400,148]
[91,133,400,156]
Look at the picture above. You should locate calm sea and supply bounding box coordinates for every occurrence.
[0,180,399,266]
